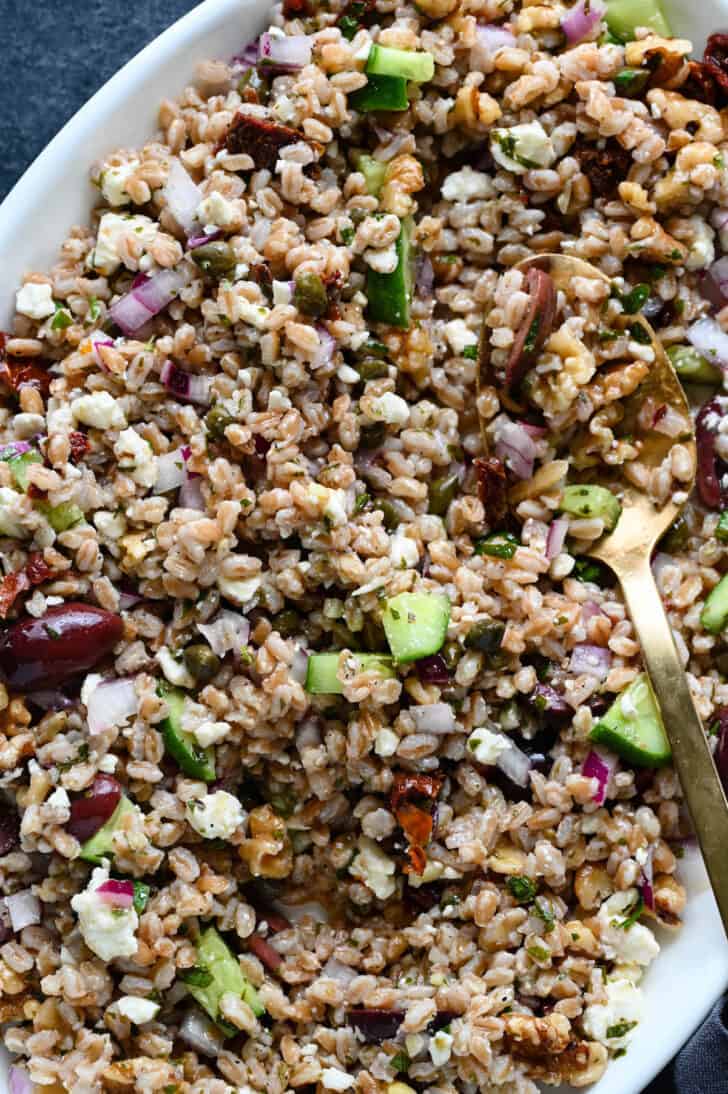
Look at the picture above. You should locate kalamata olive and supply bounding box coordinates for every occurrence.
[712,707,728,797]
[0,800,20,856]
[67,774,122,842]
[183,643,221,684]
[348,1008,405,1042]
[528,683,572,721]
[0,603,123,690]
[505,267,557,393]
[696,397,728,510]
[415,654,451,686]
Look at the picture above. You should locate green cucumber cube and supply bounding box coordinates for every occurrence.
[187,926,264,1030]
[382,591,450,662]
[559,484,622,532]
[590,673,671,767]
[305,652,394,694]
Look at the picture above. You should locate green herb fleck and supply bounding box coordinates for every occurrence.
[51,304,72,331]
[462,344,478,360]
[606,1020,638,1039]
[390,1051,411,1073]
[507,876,537,905]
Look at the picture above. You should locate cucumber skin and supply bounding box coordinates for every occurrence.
[189,927,265,1027]
[305,652,394,694]
[605,0,671,40]
[80,796,137,864]
[701,574,728,635]
[349,73,408,113]
[159,684,216,781]
[589,674,671,768]
[366,218,412,328]
[382,591,451,662]
[559,484,621,532]
[366,44,435,83]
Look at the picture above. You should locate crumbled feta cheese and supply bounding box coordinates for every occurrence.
[157,647,195,689]
[429,1029,453,1067]
[90,213,157,276]
[98,754,118,773]
[116,996,160,1024]
[71,391,127,431]
[274,94,297,124]
[193,719,231,748]
[444,318,478,355]
[441,166,493,202]
[233,294,271,329]
[46,787,70,811]
[0,488,28,539]
[16,282,55,320]
[186,790,244,840]
[491,121,556,174]
[349,836,396,900]
[113,427,158,488]
[466,727,512,766]
[217,573,262,609]
[196,191,238,228]
[46,398,74,435]
[366,392,410,427]
[596,890,660,966]
[364,244,398,274]
[337,364,361,384]
[685,216,715,270]
[374,728,399,758]
[304,483,349,527]
[94,510,128,539]
[71,867,139,961]
[582,976,643,1048]
[273,280,293,307]
[101,161,139,207]
[390,530,419,569]
[321,1069,355,1092]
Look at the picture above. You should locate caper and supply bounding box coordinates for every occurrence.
[377,499,401,530]
[183,643,221,684]
[357,339,389,360]
[293,271,328,317]
[429,472,460,517]
[356,356,390,381]
[464,619,505,654]
[441,639,460,671]
[360,422,387,449]
[205,404,235,440]
[192,241,237,278]
[613,67,651,97]
[273,609,303,638]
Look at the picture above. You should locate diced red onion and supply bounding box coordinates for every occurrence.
[409,702,457,735]
[164,158,203,236]
[178,473,205,510]
[561,0,605,43]
[712,209,728,232]
[415,654,451,686]
[494,419,537,480]
[232,37,261,69]
[530,683,572,717]
[188,229,222,249]
[67,775,122,842]
[495,738,532,789]
[475,24,517,58]
[179,1009,226,1056]
[520,421,547,439]
[415,254,434,296]
[702,255,728,309]
[197,610,251,657]
[290,646,309,684]
[111,264,194,336]
[160,360,213,405]
[110,292,156,335]
[640,846,655,910]
[313,326,337,369]
[570,643,611,681]
[155,447,188,493]
[86,678,138,735]
[259,32,312,73]
[581,600,604,623]
[87,330,114,368]
[0,440,32,458]
[652,403,689,438]
[96,879,134,908]
[5,890,41,931]
[546,517,568,560]
[581,747,617,806]
[9,1067,33,1094]
[687,317,728,369]
[118,581,143,610]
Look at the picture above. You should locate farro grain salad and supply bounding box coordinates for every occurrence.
[4,0,728,1090]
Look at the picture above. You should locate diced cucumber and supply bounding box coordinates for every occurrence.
[365,44,435,84]
[605,0,671,42]
[667,345,722,386]
[0,448,42,491]
[590,673,671,767]
[716,512,728,543]
[349,74,409,113]
[36,501,84,532]
[80,795,138,863]
[382,591,450,662]
[159,683,216,782]
[186,926,264,1031]
[559,484,622,532]
[701,574,728,635]
[357,153,387,197]
[366,217,412,329]
[474,532,519,560]
[305,652,394,694]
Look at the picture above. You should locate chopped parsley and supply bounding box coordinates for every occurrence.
[463,344,478,360]
[606,1020,638,1039]
[51,304,72,330]
[390,1051,411,1072]
[507,876,537,905]
[614,893,644,931]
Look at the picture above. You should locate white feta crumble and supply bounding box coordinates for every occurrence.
[0,488,28,539]
[98,754,118,773]
[582,976,644,1049]
[390,530,419,569]
[193,719,231,748]
[374,728,399,758]
[196,190,238,228]
[233,294,271,329]
[273,279,293,307]
[71,390,127,431]
[46,787,70,811]
[441,165,493,202]
[466,727,512,766]
[116,996,160,1024]
[407,858,462,889]
[71,866,139,961]
[337,364,361,384]
[366,392,410,427]
[491,121,556,174]
[596,890,660,966]
[101,161,139,207]
[364,244,398,274]
[113,427,158,488]
[685,216,715,270]
[304,483,349,527]
[94,510,127,539]
[429,1029,453,1067]
[349,836,396,900]
[321,1068,355,1092]
[186,790,244,840]
[16,282,55,320]
[157,647,196,689]
[444,318,478,355]
[217,573,262,609]
[80,673,104,707]
[90,213,158,276]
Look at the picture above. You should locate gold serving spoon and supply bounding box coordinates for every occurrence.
[480,252,728,936]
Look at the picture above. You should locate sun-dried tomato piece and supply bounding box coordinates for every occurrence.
[406,843,427,875]
[0,552,53,620]
[397,801,435,846]
[0,332,53,397]
[390,773,443,813]
[704,33,728,95]
[572,137,633,199]
[680,61,718,106]
[222,112,302,171]
[69,431,90,463]
[474,456,508,527]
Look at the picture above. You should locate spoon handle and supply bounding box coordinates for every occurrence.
[618,557,728,936]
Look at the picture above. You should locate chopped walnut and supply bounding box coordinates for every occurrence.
[450,86,502,132]
[238,804,294,879]
[504,1012,572,1058]
[380,154,425,217]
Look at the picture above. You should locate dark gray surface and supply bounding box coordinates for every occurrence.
[0,0,195,200]
[0,2,726,1091]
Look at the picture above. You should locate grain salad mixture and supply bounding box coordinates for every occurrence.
[5,0,728,1091]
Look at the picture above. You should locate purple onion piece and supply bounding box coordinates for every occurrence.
[415,654,451,686]
[529,683,572,719]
